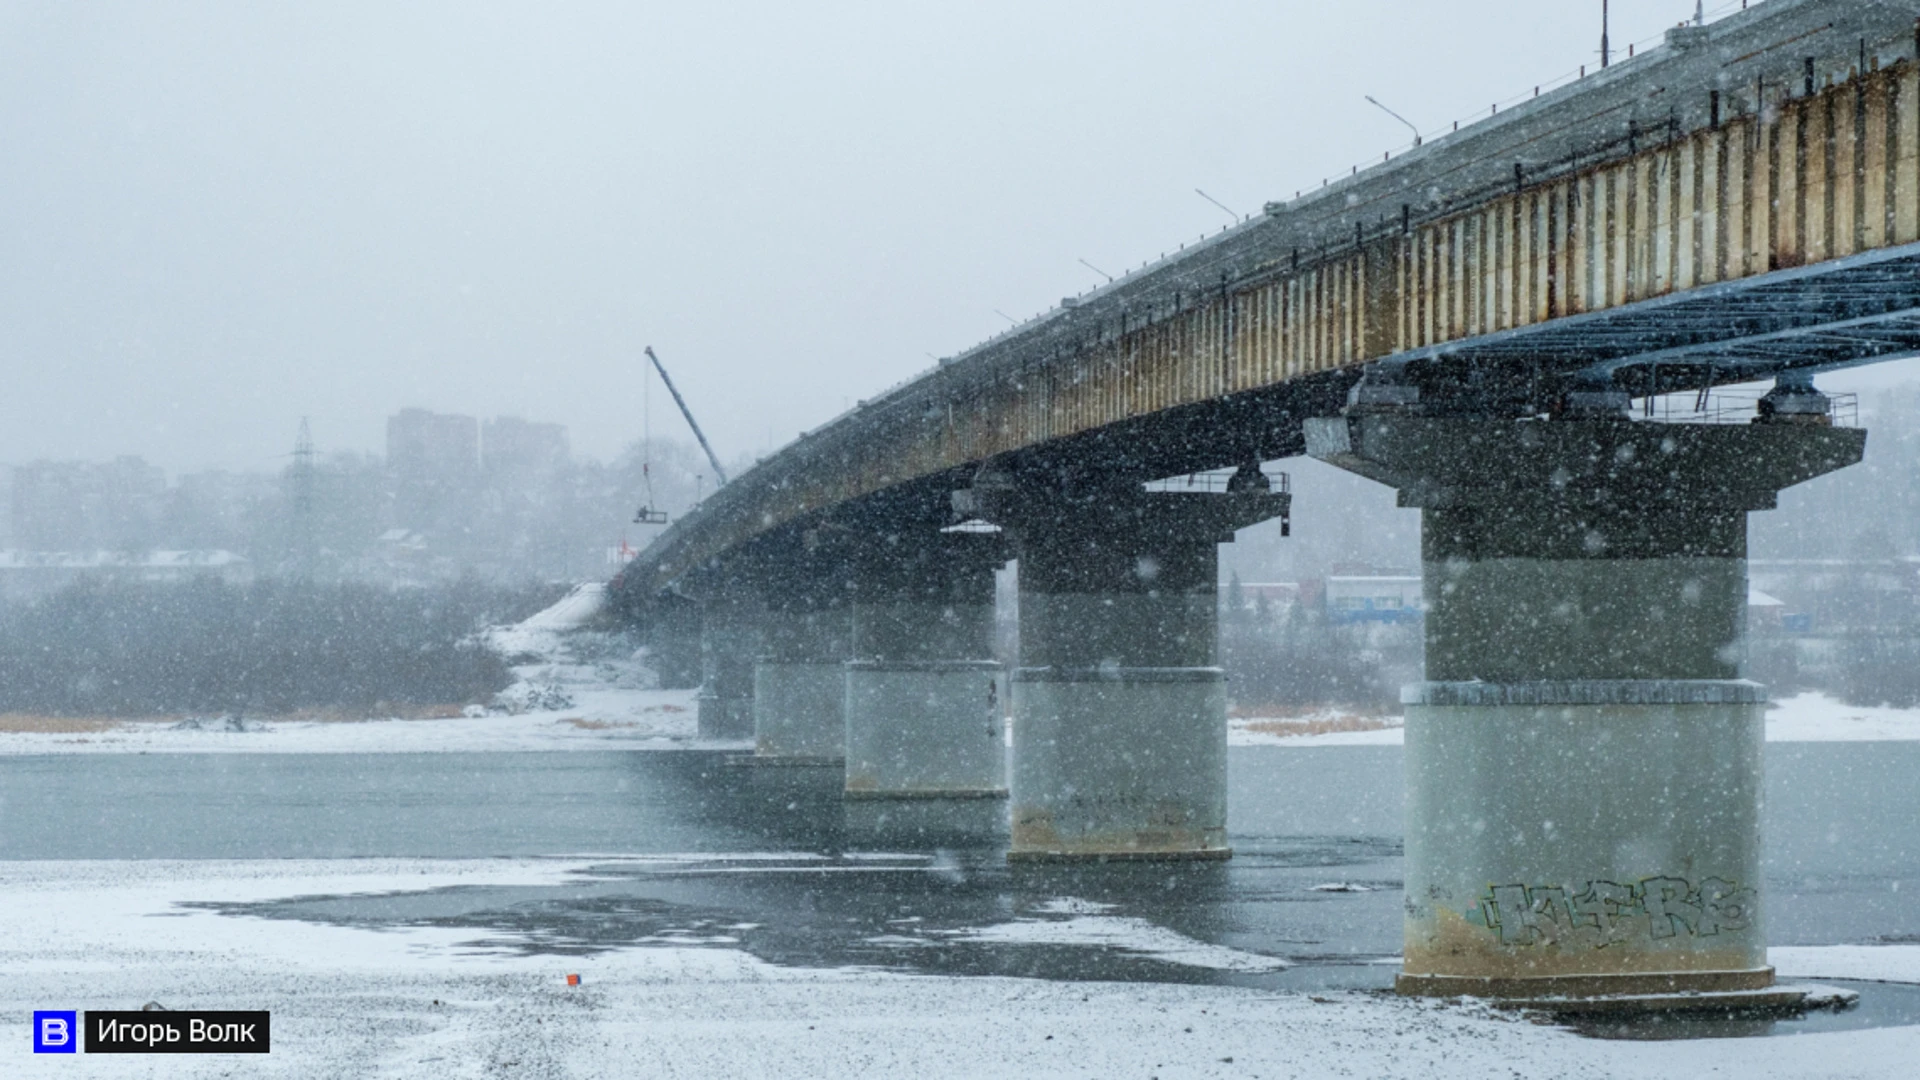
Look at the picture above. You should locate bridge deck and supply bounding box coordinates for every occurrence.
[624,0,1920,596]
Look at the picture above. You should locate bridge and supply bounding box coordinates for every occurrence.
[613,0,1911,1006]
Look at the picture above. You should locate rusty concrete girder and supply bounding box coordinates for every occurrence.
[616,0,1920,605]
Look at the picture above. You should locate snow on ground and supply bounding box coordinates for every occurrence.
[6,580,1920,755]
[0,694,706,755]
[1776,945,1920,985]
[4,585,1915,1071]
[928,897,1291,972]
[1765,692,1920,741]
[2,858,1917,1078]
[1231,692,1920,746]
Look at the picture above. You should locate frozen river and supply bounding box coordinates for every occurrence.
[6,742,1920,1076]
[3,744,1914,984]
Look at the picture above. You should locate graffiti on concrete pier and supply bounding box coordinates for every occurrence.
[1477,876,1755,948]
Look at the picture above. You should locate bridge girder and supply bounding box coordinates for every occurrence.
[617,0,1920,602]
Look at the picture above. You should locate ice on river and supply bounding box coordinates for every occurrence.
[928,896,1291,972]
[3,586,1917,1073]
[2,858,1917,1078]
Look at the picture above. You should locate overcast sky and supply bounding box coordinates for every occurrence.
[7,0,1906,475]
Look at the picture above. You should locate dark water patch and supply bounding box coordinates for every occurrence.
[6,743,1919,1032]
[189,849,1402,989]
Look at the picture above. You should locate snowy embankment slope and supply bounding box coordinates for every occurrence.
[1229,691,1920,747]
[3,857,1916,1079]
[0,583,722,755]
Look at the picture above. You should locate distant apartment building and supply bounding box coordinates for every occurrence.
[386,409,480,532]
[387,408,479,480]
[167,469,277,551]
[0,457,257,597]
[482,416,569,487]
[0,549,250,601]
[9,456,167,551]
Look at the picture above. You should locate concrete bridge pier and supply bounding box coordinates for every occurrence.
[751,577,851,764]
[612,587,703,689]
[1306,396,1864,1002]
[843,532,1007,800]
[696,587,762,740]
[976,474,1287,861]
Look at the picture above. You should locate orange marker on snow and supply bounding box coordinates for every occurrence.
[565,974,581,986]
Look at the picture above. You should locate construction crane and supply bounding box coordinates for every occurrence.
[634,346,727,525]
[646,347,727,487]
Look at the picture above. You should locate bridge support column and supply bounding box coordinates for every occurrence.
[750,585,851,763]
[696,589,761,740]
[643,594,704,690]
[978,475,1287,861]
[1306,408,1863,1001]
[844,533,1007,799]
[741,572,848,757]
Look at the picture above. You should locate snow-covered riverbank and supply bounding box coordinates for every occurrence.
[1227,691,1920,747]
[2,857,1915,1079]
[0,583,728,755]
[4,585,1917,1075]
[12,688,1914,755]
[7,582,1920,755]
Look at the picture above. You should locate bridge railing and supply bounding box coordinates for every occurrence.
[1295,0,1762,207]
[620,0,1903,601]
[1638,389,1861,428]
[1143,467,1291,495]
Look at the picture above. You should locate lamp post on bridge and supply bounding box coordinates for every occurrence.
[1601,0,1611,69]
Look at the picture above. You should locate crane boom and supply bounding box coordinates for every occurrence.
[644,346,728,486]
